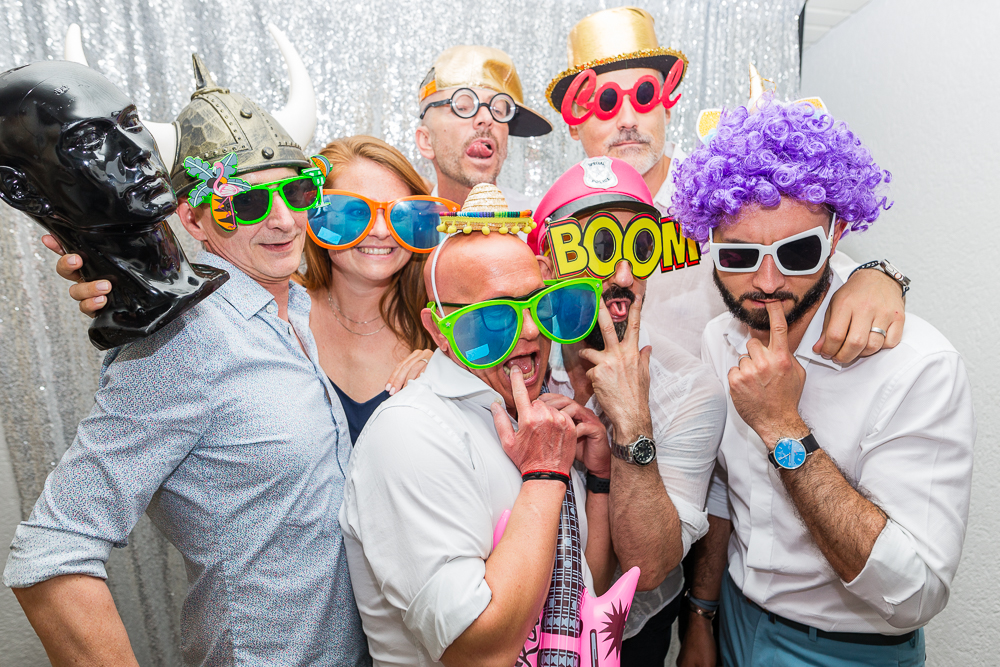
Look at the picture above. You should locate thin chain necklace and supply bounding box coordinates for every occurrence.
[327,291,386,337]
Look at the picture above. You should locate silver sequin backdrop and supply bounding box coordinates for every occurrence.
[0,0,803,663]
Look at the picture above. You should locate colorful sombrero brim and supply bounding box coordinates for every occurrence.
[437,210,537,235]
[546,48,689,112]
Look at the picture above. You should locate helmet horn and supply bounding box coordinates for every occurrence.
[63,24,89,65]
[267,24,317,151]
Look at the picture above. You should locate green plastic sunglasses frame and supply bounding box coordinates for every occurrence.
[231,166,327,225]
[429,277,602,369]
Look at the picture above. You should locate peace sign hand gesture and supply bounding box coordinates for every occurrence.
[728,301,809,449]
[578,294,653,441]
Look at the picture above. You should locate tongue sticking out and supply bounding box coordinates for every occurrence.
[504,354,536,380]
[466,140,494,159]
[608,299,631,320]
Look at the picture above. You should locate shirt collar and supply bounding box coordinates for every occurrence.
[722,272,845,371]
[419,349,503,407]
[653,142,686,209]
[195,251,303,321]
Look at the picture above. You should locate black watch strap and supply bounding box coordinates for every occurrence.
[586,473,610,494]
[768,434,821,470]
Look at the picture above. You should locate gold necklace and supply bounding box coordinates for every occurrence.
[327,291,386,337]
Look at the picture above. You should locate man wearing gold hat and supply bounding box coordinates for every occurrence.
[547,6,907,364]
[415,45,551,213]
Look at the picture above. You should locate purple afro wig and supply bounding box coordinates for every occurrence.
[670,96,891,242]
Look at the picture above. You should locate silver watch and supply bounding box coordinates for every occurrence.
[612,435,656,466]
[877,259,911,296]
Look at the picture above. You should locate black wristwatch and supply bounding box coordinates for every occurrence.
[611,435,656,466]
[586,472,610,494]
[768,433,821,470]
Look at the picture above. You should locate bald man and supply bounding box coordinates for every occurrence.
[339,234,615,667]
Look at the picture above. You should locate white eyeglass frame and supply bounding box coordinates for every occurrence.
[709,212,837,276]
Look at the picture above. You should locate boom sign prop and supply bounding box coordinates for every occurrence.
[545,212,702,279]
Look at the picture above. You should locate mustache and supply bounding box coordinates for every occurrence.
[464,128,499,150]
[602,284,636,305]
[604,128,652,149]
[737,289,799,305]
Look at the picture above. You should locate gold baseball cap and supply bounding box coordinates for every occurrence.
[419,45,552,137]
[546,7,688,112]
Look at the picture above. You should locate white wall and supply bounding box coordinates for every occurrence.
[802,0,999,664]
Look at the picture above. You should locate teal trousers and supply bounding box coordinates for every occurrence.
[720,571,925,666]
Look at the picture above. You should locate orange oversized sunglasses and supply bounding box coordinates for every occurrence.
[306,189,460,253]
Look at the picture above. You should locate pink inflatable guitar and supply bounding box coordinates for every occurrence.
[492,482,640,667]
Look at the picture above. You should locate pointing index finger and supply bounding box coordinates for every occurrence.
[508,366,533,419]
[766,300,789,352]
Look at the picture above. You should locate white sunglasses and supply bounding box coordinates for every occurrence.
[709,213,837,276]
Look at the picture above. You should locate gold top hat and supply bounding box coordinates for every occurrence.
[437,183,536,236]
[546,7,689,111]
[419,46,552,138]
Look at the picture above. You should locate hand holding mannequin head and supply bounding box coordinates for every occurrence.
[0,60,227,350]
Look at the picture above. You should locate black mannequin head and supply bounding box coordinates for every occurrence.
[0,61,227,350]
[0,61,176,227]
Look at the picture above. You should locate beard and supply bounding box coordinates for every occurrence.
[583,284,635,350]
[713,262,833,331]
[434,128,507,189]
[603,127,664,177]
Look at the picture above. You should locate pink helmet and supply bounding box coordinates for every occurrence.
[528,156,658,254]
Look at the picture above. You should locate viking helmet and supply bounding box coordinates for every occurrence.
[63,23,317,197]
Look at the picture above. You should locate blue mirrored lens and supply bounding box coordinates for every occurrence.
[452,303,518,366]
[536,284,598,342]
[307,194,372,246]
[391,200,449,250]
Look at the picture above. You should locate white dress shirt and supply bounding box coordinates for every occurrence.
[702,273,976,634]
[340,350,593,666]
[547,328,727,638]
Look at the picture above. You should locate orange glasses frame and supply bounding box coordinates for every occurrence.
[306,189,460,253]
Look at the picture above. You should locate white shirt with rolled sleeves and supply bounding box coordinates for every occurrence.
[546,327,727,639]
[702,273,976,633]
[339,349,594,666]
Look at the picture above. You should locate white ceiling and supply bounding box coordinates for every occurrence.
[802,0,872,50]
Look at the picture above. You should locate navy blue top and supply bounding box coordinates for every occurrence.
[331,380,391,444]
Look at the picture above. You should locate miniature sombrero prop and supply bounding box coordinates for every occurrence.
[696,63,827,145]
[437,183,536,236]
[546,7,688,111]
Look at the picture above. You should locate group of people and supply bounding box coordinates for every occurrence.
[1,6,975,667]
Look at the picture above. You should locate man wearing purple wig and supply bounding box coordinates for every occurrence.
[673,98,975,666]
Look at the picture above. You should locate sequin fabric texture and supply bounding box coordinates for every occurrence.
[3,253,369,667]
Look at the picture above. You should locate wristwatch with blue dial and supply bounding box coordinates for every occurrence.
[768,434,820,470]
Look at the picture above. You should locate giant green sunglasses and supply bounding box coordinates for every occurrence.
[429,277,602,369]
[229,167,326,225]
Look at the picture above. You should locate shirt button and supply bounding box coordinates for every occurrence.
[266,304,277,315]
[287,324,293,335]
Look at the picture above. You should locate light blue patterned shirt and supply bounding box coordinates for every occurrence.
[4,252,369,667]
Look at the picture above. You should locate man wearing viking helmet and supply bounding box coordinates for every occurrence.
[3,27,370,667]
[415,45,551,213]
